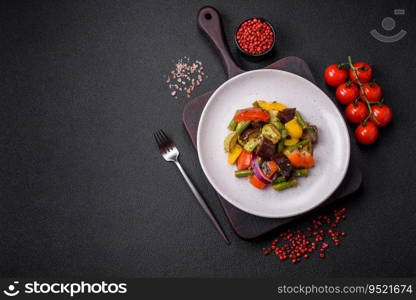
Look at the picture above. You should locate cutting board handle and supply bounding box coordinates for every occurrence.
[197,7,244,78]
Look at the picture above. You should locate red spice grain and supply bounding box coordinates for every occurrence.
[262,208,347,264]
[236,18,275,55]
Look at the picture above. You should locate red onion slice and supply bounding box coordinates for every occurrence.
[252,156,272,184]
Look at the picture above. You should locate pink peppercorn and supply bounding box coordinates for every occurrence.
[236,18,275,55]
[263,208,348,264]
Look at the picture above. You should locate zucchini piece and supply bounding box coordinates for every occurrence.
[272,120,284,131]
[235,121,251,135]
[244,137,261,152]
[261,124,281,144]
[224,133,238,153]
[269,110,279,122]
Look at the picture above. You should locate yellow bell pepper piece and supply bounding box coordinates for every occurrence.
[285,119,303,139]
[227,144,243,164]
[256,100,287,111]
[284,137,299,146]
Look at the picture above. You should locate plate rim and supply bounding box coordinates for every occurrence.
[197,69,351,218]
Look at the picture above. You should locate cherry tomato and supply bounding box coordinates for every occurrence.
[324,64,348,87]
[237,150,253,170]
[233,108,270,122]
[360,83,382,103]
[349,62,373,83]
[372,104,393,127]
[355,121,378,145]
[335,82,359,105]
[345,101,369,123]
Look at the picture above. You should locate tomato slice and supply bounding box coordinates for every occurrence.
[233,108,270,122]
[236,150,253,170]
[287,150,315,169]
[249,175,267,189]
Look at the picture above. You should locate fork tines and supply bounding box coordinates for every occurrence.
[154,129,173,153]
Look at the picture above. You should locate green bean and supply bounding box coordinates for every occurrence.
[286,139,309,152]
[227,110,242,131]
[277,139,285,153]
[235,121,251,135]
[273,179,298,191]
[281,129,288,139]
[227,120,237,131]
[295,111,307,129]
[272,176,286,184]
[234,169,253,178]
[294,169,308,177]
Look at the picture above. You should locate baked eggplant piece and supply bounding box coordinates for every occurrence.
[272,153,293,179]
[301,125,318,144]
[256,137,276,160]
[277,108,296,123]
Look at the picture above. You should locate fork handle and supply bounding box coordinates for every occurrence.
[174,161,230,245]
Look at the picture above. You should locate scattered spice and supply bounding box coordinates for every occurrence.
[166,56,207,99]
[236,18,275,55]
[262,208,347,263]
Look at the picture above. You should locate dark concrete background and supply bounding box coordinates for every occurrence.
[1,0,415,277]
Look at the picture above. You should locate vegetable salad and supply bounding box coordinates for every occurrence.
[224,100,318,191]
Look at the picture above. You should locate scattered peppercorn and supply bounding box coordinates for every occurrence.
[236,18,275,55]
[166,56,207,99]
[262,208,347,263]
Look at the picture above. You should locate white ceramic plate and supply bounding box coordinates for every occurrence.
[197,69,350,218]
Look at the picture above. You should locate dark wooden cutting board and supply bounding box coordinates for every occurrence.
[182,7,362,239]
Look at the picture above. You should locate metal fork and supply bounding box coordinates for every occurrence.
[153,129,230,245]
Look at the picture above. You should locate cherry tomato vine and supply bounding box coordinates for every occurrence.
[347,56,378,125]
[324,56,393,145]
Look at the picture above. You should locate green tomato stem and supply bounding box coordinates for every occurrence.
[347,56,378,125]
